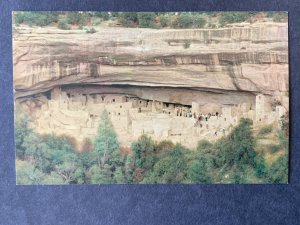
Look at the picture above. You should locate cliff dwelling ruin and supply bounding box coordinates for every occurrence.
[13,21,289,149]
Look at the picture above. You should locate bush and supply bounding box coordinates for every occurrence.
[189,159,212,183]
[16,160,44,184]
[177,13,193,28]
[67,12,89,26]
[137,12,156,28]
[131,134,155,170]
[155,140,174,152]
[119,12,138,27]
[110,12,119,18]
[258,124,273,136]
[13,12,59,26]
[15,109,32,160]
[192,15,206,28]
[268,144,281,154]
[254,153,267,179]
[219,12,251,26]
[197,139,213,150]
[171,13,206,29]
[86,27,97,33]
[266,12,288,22]
[145,144,188,183]
[58,20,71,30]
[159,16,170,27]
[94,12,110,21]
[267,153,288,183]
[183,40,191,49]
[280,111,289,137]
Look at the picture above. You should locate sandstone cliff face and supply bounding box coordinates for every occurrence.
[13,22,288,107]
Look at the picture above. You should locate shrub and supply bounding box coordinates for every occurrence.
[280,111,289,137]
[155,140,174,152]
[16,160,44,184]
[267,153,288,183]
[119,12,138,27]
[92,17,103,26]
[86,27,97,33]
[183,40,191,49]
[192,15,206,28]
[13,12,59,26]
[177,13,193,28]
[15,109,32,160]
[159,15,170,27]
[215,118,256,169]
[254,153,267,179]
[146,144,188,183]
[67,12,89,26]
[268,144,281,154]
[137,12,156,28]
[58,20,71,30]
[266,12,288,22]
[258,124,273,136]
[197,139,213,151]
[170,13,206,29]
[219,12,251,27]
[111,12,119,18]
[131,134,155,170]
[94,12,110,21]
[189,159,212,183]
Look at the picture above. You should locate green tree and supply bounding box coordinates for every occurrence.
[192,14,206,28]
[94,12,110,20]
[219,12,251,27]
[119,12,138,27]
[114,167,126,183]
[137,12,156,28]
[189,159,212,183]
[77,151,98,169]
[111,12,119,18]
[58,19,71,30]
[22,133,53,173]
[15,109,32,160]
[94,110,120,168]
[88,165,114,184]
[212,118,258,183]
[67,12,89,26]
[267,152,288,183]
[55,161,77,184]
[231,118,256,168]
[42,172,65,184]
[159,15,170,27]
[13,12,59,26]
[254,153,267,179]
[147,144,188,183]
[188,140,214,183]
[177,13,193,28]
[217,118,256,170]
[131,134,155,170]
[16,160,44,184]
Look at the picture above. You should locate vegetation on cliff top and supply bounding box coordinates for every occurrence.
[15,107,289,184]
[13,11,288,31]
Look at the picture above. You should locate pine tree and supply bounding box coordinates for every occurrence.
[94,110,120,168]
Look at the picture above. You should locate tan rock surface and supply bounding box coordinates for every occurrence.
[13,22,288,104]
